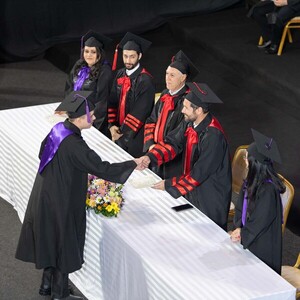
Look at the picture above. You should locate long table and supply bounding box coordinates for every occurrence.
[0,103,296,300]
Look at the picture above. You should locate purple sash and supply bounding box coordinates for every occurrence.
[241,181,248,226]
[74,66,90,91]
[38,122,73,174]
[241,179,283,226]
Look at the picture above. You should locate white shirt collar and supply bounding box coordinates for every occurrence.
[169,84,185,96]
[126,63,140,76]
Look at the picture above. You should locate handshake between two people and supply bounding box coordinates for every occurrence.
[133,156,151,171]
[132,156,166,191]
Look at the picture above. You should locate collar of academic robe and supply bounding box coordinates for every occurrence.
[192,112,213,134]
[64,119,82,136]
[123,65,143,79]
[160,85,189,105]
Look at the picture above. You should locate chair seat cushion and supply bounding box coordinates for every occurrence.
[281,266,300,292]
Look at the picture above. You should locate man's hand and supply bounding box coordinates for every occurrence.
[133,157,147,171]
[274,0,288,7]
[110,126,123,142]
[139,156,151,169]
[152,180,165,190]
[230,228,241,243]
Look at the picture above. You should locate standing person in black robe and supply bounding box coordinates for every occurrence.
[64,31,113,137]
[108,32,155,157]
[230,129,285,274]
[143,50,199,179]
[140,82,232,230]
[15,91,145,300]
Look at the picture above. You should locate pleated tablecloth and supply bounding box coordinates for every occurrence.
[0,103,296,300]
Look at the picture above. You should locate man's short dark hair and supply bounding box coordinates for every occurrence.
[190,102,209,113]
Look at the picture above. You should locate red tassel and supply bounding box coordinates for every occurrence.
[112,44,119,71]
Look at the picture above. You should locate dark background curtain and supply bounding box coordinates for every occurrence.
[0,0,241,62]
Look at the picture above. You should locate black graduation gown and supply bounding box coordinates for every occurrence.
[147,113,232,230]
[108,65,155,157]
[234,182,283,274]
[143,86,188,179]
[65,61,112,137]
[15,120,136,274]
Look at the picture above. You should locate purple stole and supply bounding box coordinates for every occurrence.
[73,66,90,91]
[38,122,73,174]
[242,179,283,226]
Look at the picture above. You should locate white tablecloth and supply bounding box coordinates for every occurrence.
[0,103,296,300]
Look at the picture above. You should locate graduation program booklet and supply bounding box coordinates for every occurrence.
[129,174,160,189]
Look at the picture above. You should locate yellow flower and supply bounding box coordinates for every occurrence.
[89,199,96,208]
[106,205,113,212]
[111,202,120,213]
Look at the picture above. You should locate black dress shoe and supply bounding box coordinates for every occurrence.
[257,40,271,49]
[52,294,84,300]
[39,267,54,296]
[39,283,74,296]
[265,44,278,54]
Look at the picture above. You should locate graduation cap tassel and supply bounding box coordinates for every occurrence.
[265,138,273,150]
[85,101,91,123]
[112,44,119,71]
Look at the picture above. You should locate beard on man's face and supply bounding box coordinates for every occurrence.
[124,60,139,70]
[183,113,197,123]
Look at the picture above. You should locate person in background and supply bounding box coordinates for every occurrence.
[249,0,300,54]
[230,129,285,275]
[64,31,113,136]
[15,91,145,300]
[143,50,199,179]
[108,32,155,157]
[140,82,232,231]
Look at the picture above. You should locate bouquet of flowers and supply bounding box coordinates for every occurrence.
[86,174,125,217]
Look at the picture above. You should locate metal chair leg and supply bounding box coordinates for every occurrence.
[277,27,289,56]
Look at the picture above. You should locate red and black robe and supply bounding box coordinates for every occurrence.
[147,113,232,230]
[108,65,155,157]
[143,86,189,178]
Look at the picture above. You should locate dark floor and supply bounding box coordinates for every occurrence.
[0,5,300,300]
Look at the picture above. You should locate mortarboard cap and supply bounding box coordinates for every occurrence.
[169,50,199,80]
[112,32,151,71]
[247,129,282,164]
[185,82,223,109]
[81,30,112,50]
[56,91,95,122]
[119,32,152,53]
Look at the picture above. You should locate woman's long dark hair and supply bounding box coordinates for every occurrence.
[74,46,106,80]
[246,156,286,202]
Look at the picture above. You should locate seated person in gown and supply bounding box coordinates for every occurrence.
[230,129,286,275]
[143,50,199,179]
[140,82,232,231]
[64,31,113,136]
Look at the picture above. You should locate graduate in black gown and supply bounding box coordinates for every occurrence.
[15,91,144,300]
[64,31,113,137]
[108,32,155,158]
[143,50,199,179]
[141,82,232,230]
[230,129,285,275]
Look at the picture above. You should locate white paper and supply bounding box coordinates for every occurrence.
[129,175,159,189]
